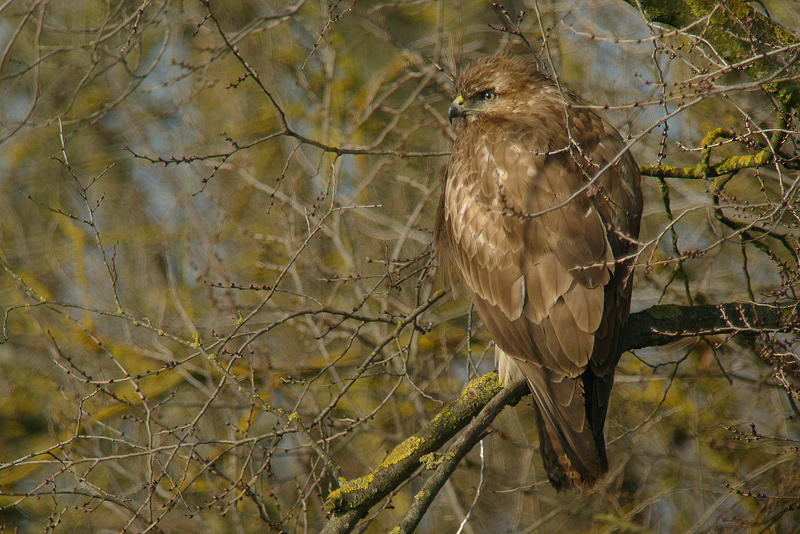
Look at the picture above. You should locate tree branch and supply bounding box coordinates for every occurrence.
[623,301,799,351]
[321,301,799,531]
[394,379,530,534]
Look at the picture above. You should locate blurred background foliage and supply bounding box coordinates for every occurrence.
[0,0,799,532]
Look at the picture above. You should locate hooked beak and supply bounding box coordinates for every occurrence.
[448,95,467,124]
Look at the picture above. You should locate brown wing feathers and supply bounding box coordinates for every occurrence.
[435,53,642,489]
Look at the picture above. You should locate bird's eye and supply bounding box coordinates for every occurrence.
[479,90,497,102]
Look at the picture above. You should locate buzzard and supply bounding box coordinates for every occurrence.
[435,53,642,489]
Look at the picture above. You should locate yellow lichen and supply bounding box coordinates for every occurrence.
[726,0,751,21]
[686,0,725,24]
[420,452,440,469]
[324,472,375,512]
[381,435,423,467]
[699,127,731,147]
[774,24,798,46]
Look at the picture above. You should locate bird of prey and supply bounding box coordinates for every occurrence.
[435,53,642,489]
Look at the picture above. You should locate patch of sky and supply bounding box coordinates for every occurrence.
[558,0,689,145]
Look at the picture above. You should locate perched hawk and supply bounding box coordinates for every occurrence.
[435,53,642,489]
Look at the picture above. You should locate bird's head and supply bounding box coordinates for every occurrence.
[448,53,553,128]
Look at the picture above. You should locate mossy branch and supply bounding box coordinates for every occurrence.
[639,146,775,179]
[321,373,507,534]
[392,379,530,534]
[322,301,799,531]
[623,0,800,108]
[640,116,789,180]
